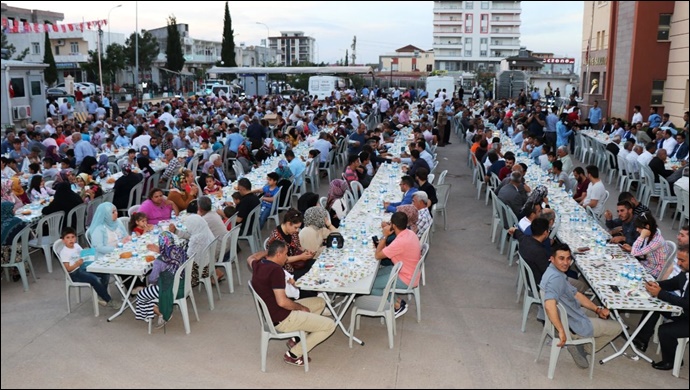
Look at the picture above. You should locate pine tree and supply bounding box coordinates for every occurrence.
[43,31,58,86]
[220,2,237,67]
[344,50,349,66]
[165,15,186,87]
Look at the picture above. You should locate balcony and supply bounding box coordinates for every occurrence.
[434,18,463,26]
[433,30,465,37]
[490,18,521,25]
[54,53,88,63]
[490,40,520,48]
[433,4,465,13]
[490,29,520,36]
[433,42,464,48]
[491,2,521,10]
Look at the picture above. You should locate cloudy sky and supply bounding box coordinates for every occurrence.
[6,1,584,68]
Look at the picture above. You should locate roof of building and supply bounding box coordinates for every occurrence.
[395,45,426,53]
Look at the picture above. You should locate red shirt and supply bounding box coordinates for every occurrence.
[574,178,590,200]
[251,259,290,324]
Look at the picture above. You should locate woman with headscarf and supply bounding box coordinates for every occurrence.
[198,161,214,193]
[520,185,549,218]
[41,182,84,229]
[396,204,420,236]
[112,163,144,211]
[255,138,274,163]
[236,143,255,173]
[167,172,197,212]
[299,206,338,257]
[45,145,62,163]
[170,213,213,287]
[136,231,187,328]
[1,201,29,281]
[75,173,102,202]
[326,179,349,228]
[94,154,109,179]
[138,145,152,162]
[275,159,293,180]
[2,178,24,212]
[77,155,98,176]
[86,202,130,256]
[297,192,320,215]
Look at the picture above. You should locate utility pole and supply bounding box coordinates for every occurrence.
[350,35,356,65]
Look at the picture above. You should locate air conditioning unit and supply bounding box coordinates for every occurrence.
[56,39,65,46]
[12,105,32,120]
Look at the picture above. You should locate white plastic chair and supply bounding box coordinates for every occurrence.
[348,262,403,349]
[394,244,429,323]
[248,280,309,372]
[433,183,451,231]
[536,300,596,379]
[1,225,36,292]
[304,159,320,193]
[238,204,262,253]
[319,149,336,184]
[52,240,99,316]
[671,186,689,229]
[118,216,131,234]
[319,196,327,209]
[196,237,220,310]
[264,187,282,230]
[427,173,435,185]
[66,203,87,244]
[128,205,140,217]
[344,190,355,215]
[118,182,143,215]
[147,257,200,335]
[349,180,364,203]
[656,176,677,221]
[518,255,542,332]
[214,226,242,294]
[28,211,64,274]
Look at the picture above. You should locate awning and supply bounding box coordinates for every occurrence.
[157,67,194,76]
[56,62,79,69]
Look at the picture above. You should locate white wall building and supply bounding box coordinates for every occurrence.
[433,0,522,72]
[268,31,315,66]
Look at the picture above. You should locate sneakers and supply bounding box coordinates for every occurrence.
[106,299,122,308]
[567,345,589,369]
[283,351,311,367]
[286,336,300,350]
[155,314,173,329]
[394,300,408,319]
[98,298,108,307]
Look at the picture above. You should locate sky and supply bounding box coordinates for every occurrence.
[6,1,584,69]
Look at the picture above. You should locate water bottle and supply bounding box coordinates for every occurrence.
[331,237,338,250]
[567,189,573,198]
[131,231,138,243]
[171,210,176,220]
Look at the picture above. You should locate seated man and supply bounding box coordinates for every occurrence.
[632,244,689,371]
[540,244,622,369]
[603,201,639,252]
[384,175,418,213]
[250,240,336,367]
[498,171,529,217]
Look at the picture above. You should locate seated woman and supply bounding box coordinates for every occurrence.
[326,179,349,228]
[86,202,131,256]
[630,211,668,279]
[135,231,187,328]
[236,143,256,174]
[28,175,55,203]
[2,179,24,212]
[167,173,198,212]
[138,146,153,162]
[256,172,281,229]
[77,155,98,176]
[42,182,83,230]
[266,208,315,281]
[75,173,103,203]
[1,201,30,281]
[297,192,320,215]
[396,204,420,237]
[275,159,293,181]
[112,164,144,212]
[138,187,177,225]
[299,206,338,258]
[254,139,275,163]
[128,212,153,236]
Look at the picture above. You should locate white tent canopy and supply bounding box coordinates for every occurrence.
[206,66,374,75]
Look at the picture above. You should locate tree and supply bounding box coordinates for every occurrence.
[125,30,160,73]
[43,31,58,86]
[344,50,349,66]
[219,2,237,68]
[81,43,127,87]
[164,15,185,87]
[1,30,29,61]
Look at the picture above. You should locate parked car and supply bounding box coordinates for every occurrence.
[55,82,91,95]
[45,88,66,97]
[79,82,101,95]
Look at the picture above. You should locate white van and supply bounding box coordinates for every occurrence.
[425,76,456,99]
[308,76,347,100]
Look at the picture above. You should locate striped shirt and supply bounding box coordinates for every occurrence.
[417,207,433,239]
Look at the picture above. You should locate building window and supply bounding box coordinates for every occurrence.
[466,1,474,9]
[465,14,473,33]
[480,14,489,33]
[657,14,672,40]
[465,37,472,44]
[651,80,665,105]
[30,81,42,96]
[55,46,60,55]
[480,50,487,57]
[70,42,79,54]
[481,1,489,9]
[465,50,472,57]
[10,78,26,98]
[31,42,40,55]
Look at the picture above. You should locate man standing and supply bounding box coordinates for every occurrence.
[631,105,643,124]
[587,100,602,130]
[544,106,559,148]
[250,240,335,367]
[540,244,622,368]
[646,107,662,129]
[632,244,688,371]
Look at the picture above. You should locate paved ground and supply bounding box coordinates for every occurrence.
[1,131,687,388]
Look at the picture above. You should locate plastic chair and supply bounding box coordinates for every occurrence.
[350,180,364,202]
[28,211,64,274]
[264,187,282,230]
[52,240,99,316]
[319,149,336,184]
[486,172,501,206]
[348,262,403,349]
[128,205,140,217]
[517,255,542,332]
[671,186,689,229]
[1,225,36,292]
[238,204,262,253]
[604,150,619,185]
[657,241,678,281]
[656,176,677,221]
[101,190,114,204]
[196,237,220,310]
[673,338,689,378]
[319,196,327,209]
[66,203,87,243]
[107,162,120,174]
[118,217,131,234]
[489,191,504,243]
[147,257,200,335]
[118,182,143,215]
[278,182,295,215]
[427,173,435,185]
[535,300,596,379]
[304,160,320,193]
[433,184,451,231]
[214,226,242,293]
[344,190,355,215]
[248,280,309,372]
[394,244,429,323]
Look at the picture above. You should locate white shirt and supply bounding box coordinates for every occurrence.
[159,112,175,128]
[59,243,83,272]
[637,150,654,167]
[583,180,606,216]
[132,134,152,152]
[631,112,643,124]
[661,137,678,154]
[626,152,640,173]
[313,139,332,163]
[618,148,630,160]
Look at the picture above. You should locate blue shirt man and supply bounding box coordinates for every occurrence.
[588,104,602,129]
[225,131,244,154]
[74,139,96,165]
[285,150,306,187]
[648,112,661,129]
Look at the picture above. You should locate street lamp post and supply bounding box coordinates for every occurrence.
[135,1,139,103]
[255,22,269,66]
[107,4,122,49]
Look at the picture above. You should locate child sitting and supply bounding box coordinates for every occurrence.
[59,227,120,308]
[128,212,154,236]
[28,174,55,202]
[203,175,223,196]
